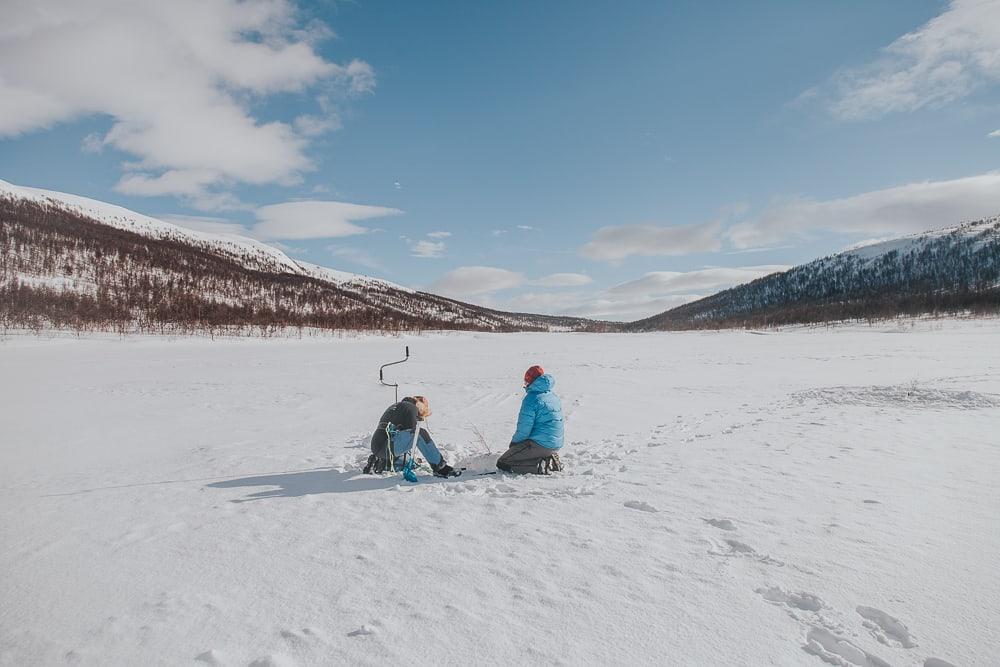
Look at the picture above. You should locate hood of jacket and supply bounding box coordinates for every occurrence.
[526,373,554,394]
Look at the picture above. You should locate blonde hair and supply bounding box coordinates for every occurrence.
[413,395,432,418]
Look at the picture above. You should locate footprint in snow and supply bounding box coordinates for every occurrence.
[709,538,784,566]
[703,518,736,531]
[756,586,825,612]
[194,650,228,665]
[856,606,917,648]
[347,624,377,637]
[279,627,323,647]
[803,627,892,667]
[725,539,756,554]
[624,500,658,513]
[248,654,297,667]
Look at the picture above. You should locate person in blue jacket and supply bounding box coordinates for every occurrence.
[496,365,564,474]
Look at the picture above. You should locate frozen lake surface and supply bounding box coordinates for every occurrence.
[1,321,998,666]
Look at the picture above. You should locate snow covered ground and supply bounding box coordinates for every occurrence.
[1,321,998,666]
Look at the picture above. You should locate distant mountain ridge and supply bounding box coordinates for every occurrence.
[0,180,605,333]
[4,179,998,334]
[0,179,413,289]
[629,217,1000,330]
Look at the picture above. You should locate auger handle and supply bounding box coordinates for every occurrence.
[379,346,410,402]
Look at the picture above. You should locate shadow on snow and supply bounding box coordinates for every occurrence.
[206,467,459,501]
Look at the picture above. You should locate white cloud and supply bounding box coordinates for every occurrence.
[725,245,795,255]
[294,113,342,137]
[403,232,449,258]
[327,245,385,271]
[504,265,791,322]
[445,265,782,322]
[116,169,249,211]
[159,213,247,236]
[531,273,594,288]
[507,265,790,321]
[344,60,376,94]
[0,0,374,209]
[580,220,723,262]
[990,129,1000,138]
[430,266,525,297]
[81,132,104,154]
[516,225,536,231]
[494,291,702,323]
[728,171,1000,249]
[604,266,790,298]
[808,0,1000,120]
[410,240,446,258]
[252,200,402,240]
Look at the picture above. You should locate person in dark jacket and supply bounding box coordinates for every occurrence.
[496,365,565,474]
[364,395,459,477]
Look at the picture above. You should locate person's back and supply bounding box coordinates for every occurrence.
[378,400,420,435]
[364,396,459,477]
[514,373,563,450]
[497,365,565,474]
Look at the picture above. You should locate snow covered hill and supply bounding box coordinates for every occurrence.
[631,217,1000,330]
[0,179,417,288]
[0,180,602,333]
[6,178,997,334]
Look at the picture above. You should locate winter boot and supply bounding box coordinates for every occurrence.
[362,454,387,474]
[432,461,461,478]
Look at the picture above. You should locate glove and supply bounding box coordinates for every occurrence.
[432,461,461,478]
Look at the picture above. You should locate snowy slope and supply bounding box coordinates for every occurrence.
[295,260,414,294]
[842,218,1000,261]
[1,323,997,665]
[633,215,1000,330]
[0,179,398,288]
[2,179,601,332]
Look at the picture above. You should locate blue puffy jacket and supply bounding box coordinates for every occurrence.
[511,373,564,449]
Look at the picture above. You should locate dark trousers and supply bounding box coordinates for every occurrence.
[496,440,562,474]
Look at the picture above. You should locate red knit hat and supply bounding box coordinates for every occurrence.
[524,365,544,385]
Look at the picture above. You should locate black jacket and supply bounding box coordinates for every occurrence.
[370,398,420,456]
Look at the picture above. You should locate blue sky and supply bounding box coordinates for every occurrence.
[4,0,1000,320]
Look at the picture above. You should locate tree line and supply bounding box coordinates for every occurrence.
[629,219,1000,331]
[0,197,598,335]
